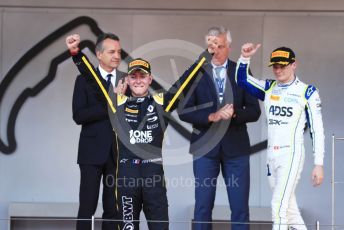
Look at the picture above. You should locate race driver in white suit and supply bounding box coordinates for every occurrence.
[234,43,325,230]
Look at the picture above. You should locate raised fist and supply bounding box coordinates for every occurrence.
[241,43,261,58]
[65,34,80,54]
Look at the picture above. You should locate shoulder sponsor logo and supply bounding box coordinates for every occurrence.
[306,86,315,98]
[129,130,153,144]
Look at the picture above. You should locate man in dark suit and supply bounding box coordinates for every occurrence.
[178,26,261,230]
[67,33,126,230]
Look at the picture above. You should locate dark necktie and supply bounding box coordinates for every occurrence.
[214,66,225,103]
[106,74,113,90]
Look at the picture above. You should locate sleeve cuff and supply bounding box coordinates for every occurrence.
[239,56,251,64]
[70,47,80,56]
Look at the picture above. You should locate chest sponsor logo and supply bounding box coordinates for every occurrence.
[147,116,158,122]
[125,113,137,118]
[125,108,138,114]
[268,119,288,125]
[270,95,280,101]
[284,97,298,104]
[269,105,293,117]
[126,118,137,123]
[136,98,145,103]
[147,112,156,116]
[129,130,153,144]
[272,89,282,95]
[147,105,154,113]
[126,104,138,109]
[122,196,134,230]
[287,93,301,98]
[147,123,159,130]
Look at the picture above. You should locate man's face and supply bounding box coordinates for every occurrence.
[272,62,297,83]
[212,33,231,66]
[127,70,152,97]
[96,38,121,72]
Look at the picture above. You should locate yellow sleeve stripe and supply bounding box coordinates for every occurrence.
[165,57,206,112]
[153,93,164,105]
[117,94,128,106]
[81,56,116,113]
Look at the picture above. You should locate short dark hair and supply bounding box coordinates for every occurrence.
[95,33,120,52]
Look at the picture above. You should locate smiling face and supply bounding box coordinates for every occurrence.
[96,38,121,72]
[127,70,153,97]
[272,62,297,84]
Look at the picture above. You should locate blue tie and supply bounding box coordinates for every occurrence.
[214,66,225,102]
[106,74,113,90]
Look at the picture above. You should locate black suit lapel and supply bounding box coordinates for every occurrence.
[223,60,234,105]
[95,68,107,87]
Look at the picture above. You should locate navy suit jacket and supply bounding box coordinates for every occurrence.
[178,59,261,158]
[72,68,126,165]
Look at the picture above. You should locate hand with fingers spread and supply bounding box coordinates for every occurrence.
[241,43,261,58]
[206,35,219,54]
[114,78,128,95]
[65,34,80,54]
[312,165,324,187]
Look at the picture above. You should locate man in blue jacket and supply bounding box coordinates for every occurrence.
[178,26,261,230]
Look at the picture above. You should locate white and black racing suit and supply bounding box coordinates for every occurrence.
[71,51,210,230]
[235,56,325,230]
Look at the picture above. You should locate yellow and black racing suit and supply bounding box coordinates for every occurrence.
[71,51,210,230]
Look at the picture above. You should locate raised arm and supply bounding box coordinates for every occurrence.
[66,34,116,113]
[235,43,269,101]
[163,50,212,112]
